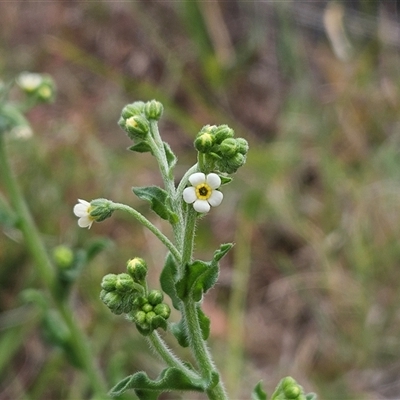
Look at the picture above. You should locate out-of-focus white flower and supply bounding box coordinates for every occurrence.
[73,199,95,229]
[183,172,223,213]
[16,72,43,92]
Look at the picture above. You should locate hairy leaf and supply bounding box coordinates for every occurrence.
[132,186,178,224]
[109,367,206,398]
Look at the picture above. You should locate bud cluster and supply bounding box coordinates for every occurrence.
[194,124,249,174]
[118,99,163,141]
[128,290,171,336]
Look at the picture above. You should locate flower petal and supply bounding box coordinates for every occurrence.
[188,172,206,186]
[206,173,221,189]
[193,200,210,213]
[208,190,223,207]
[73,204,88,217]
[183,187,197,204]
[78,216,93,228]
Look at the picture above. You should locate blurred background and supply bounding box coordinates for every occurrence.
[1,1,400,399]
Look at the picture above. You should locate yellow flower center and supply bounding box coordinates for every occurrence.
[195,183,212,200]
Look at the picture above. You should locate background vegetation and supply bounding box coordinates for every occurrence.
[1,1,400,399]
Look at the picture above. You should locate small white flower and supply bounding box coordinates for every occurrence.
[73,199,95,229]
[16,72,43,92]
[183,172,223,213]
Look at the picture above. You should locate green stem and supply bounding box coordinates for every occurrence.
[110,202,181,263]
[0,134,107,397]
[146,331,200,381]
[179,207,228,400]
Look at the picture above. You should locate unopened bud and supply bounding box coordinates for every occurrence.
[89,198,114,222]
[127,257,148,282]
[154,303,171,319]
[121,102,146,119]
[219,138,238,157]
[214,124,234,144]
[236,138,249,155]
[115,273,135,292]
[282,377,302,399]
[147,289,163,306]
[194,126,215,153]
[123,115,150,140]
[53,245,74,269]
[144,99,163,120]
[101,274,118,291]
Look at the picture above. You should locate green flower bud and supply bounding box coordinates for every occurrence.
[89,198,114,222]
[121,101,146,119]
[219,152,246,174]
[101,274,118,291]
[145,311,156,324]
[282,377,301,399]
[219,138,238,157]
[133,296,148,309]
[134,310,147,325]
[115,273,135,292]
[154,303,171,319]
[147,289,163,306]
[123,115,150,140]
[194,125,216,153]
[142,303,153,313]
[144,99,163,120]
[236,138,249,155]
[101,291,124,315]
[214,124,234,144]
[53,245,74,269]
[127,257,148,282]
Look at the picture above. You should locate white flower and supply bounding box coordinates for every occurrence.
[73,199,95,229]
[183,172,223,213]
[16,72,43,92]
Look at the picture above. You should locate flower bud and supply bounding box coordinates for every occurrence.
[219,138,238,157]
[220,152,246,174]
[144,99,163,120]
[142,303,153,313]
[123,115,150,140]
[115,273,135,292]
[88,198,114,222]
[236,138,249,155]
[101,274,118,291]
[194,127,216,153]
[121,101,146,119]
[154,303,171,319]
[134,310,147,325]
[101,291,124,315]
[147,289,163,306]
[214,124,234,144]
[282,377,301,399]
[53,245,74,269]
[127,257,148,282]
[145,311,156,324]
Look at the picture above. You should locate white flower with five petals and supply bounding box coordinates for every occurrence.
[183,172,223,213]
[73,199,95,229]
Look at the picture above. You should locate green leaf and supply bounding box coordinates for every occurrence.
[176,260,218,302]
[109,367,206,398]
[132,186,179,224]
[305,393,317,400]
[163,141,177,175]
[252,381,268,400]
[170,318,189,347]
[128,141,153,154]
[220,175,232,186]
[160,253,181,310]
[197,306,210,340]
[175,243,233,302]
